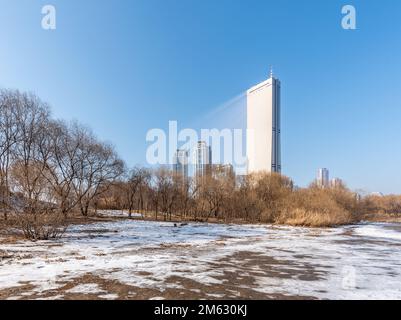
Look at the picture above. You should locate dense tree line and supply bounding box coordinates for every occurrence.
[97,169,364,227]
[98,170,401,228]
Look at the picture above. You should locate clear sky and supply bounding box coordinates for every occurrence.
[1,0,401,194]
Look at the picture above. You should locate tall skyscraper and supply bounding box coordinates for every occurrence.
[247,69,281,174]
[173,149,189,180]
[317,168,330,188]
[194,141,212,178]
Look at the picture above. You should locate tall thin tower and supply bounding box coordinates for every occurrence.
[247,69,281,174]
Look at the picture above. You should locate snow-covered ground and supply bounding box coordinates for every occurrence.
[96,210,142,218]
[1,217,401,300]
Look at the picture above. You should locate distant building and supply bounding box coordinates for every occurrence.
[247,69,281,174]
[194,141,212,179]
[173,149,189,180]
[330,178,343,188]
[317,168,330,188]
[212,164,235,180]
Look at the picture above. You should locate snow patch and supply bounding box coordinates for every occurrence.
[67,283,105,294]
[353,224,401,241]
[97,210,142,218]
[99,293,119,300]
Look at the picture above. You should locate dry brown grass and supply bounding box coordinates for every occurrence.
[278,208,352,227]
[275,188,354,227]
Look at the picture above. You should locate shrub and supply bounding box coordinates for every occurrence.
[277,188,353,227]
[15,211,67,241]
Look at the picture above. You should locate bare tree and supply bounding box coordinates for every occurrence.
[175,177,196,220]
[124,167,151,217]
[72,127,124,217]
[2,90,68,239]
[252,172,293,222]
[0,90,20,220]
[39,120,83,217]
[10,91,51,213]
[150,168,178,221]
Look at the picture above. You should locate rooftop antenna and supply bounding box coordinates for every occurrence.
[270,66,274,78]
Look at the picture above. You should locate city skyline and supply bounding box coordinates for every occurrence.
[1,0,401,194]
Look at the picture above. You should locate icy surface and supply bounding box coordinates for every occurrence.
[354,223,401,241]
[1,217,401,300]
[67,284,105,294]
[96,210,142,218]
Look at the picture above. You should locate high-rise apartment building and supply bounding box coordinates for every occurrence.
[194,141,212,178]
[317,168,330,188]
[247,70,281,174]
[330,178,343,188]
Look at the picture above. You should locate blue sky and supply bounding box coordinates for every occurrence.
[0,0,401,194]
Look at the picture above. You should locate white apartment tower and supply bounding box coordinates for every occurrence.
[194,141,212,178]
[247,70,281,174]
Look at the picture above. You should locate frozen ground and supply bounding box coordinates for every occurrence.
[96,210,142,218]
[1,214,401,300]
